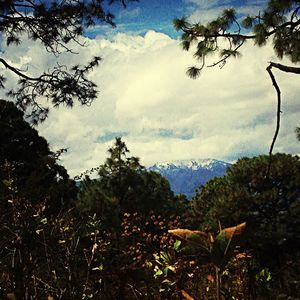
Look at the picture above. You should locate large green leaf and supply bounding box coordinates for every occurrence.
[211,231,231,269]
[211,222,246,269]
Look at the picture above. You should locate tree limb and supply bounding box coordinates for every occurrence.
[266,63,281,176]
[0,58,41,81]
[269,62,300,74]
[184,18,300,41]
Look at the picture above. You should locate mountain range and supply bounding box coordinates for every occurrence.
[148,159,231,199]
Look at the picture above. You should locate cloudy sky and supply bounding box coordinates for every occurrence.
[2,0,300,177]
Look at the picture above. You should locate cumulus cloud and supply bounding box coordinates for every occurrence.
[1,30,299,177]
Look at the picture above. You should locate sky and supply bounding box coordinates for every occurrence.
[1,0,300,177]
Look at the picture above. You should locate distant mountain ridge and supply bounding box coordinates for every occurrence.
[148,159,231,199]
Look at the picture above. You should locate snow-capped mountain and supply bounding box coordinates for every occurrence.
[148,159,231,199]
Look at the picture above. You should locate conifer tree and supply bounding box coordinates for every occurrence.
[192,154,300,261]
[0,99,77,214]
[77,137,175,217]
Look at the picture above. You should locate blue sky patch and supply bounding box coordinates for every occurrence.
[97,131,129,143]
[88,0,267,39]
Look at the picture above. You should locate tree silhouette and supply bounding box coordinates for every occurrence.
[77,137,175,217]
[174,0,300,163]
[191,153,300,297]
[0,99,77,215]
[192,154,300,263]
[0,0,137,123]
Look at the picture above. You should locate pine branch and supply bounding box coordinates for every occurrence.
[0,58,41,81]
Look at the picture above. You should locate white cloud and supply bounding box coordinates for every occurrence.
[1,30,299,177]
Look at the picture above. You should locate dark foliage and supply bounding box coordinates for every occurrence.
[191,154,300,296]
[1,127,300,298]
[77,137,178,218]
[0,99,77,215]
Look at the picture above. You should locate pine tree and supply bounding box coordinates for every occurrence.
[192,154,300,260]
[77,137,175,217]
[0,99,77,215]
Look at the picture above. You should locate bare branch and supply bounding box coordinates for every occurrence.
[269,62,300,74]
[0,57,41,81]
[266,63,281,176]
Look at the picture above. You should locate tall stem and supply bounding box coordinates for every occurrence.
[216,267,221,300]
